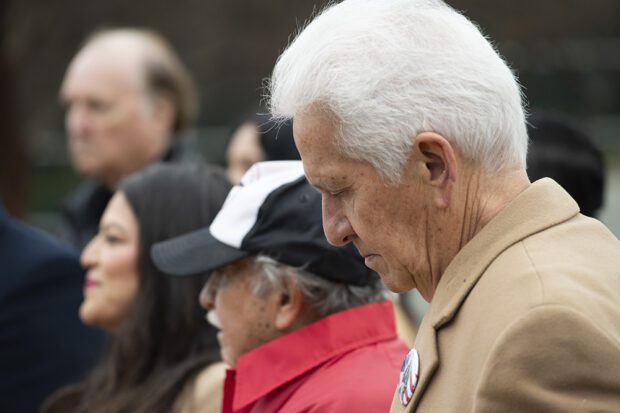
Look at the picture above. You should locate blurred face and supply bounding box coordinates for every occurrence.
[80,192,140,333]
[60,40,171,188]
[199,258,280,367]
[294,108,430,293]
[226,123,266,184]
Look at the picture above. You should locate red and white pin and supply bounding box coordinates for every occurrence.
[398,348,419,406]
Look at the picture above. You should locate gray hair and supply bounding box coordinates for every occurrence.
[269,0,528,184]
[251,255,394,318]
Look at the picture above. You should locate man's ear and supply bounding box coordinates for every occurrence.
[273,277,305,332]
[412,132,457,208]
[149,96,176,133]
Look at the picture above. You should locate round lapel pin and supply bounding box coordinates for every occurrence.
[398,348,420,406]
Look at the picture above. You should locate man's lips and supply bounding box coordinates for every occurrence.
[356,247,377,260]
[353,243,368,257]
[360,252,381,268]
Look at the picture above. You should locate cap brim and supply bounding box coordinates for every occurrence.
[151,227,249,277]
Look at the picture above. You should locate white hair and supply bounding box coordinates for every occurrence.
[251,255,394,318]
[269,0,528,183]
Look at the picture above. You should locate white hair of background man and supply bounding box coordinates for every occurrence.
[269,0,528,183]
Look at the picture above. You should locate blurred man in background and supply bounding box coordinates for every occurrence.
[60,28,203,248]
[225,112,300,184]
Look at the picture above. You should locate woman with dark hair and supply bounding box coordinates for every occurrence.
[41,163,232,413]
[225,112,300,184]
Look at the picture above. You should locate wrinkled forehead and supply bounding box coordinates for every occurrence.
[293,103,340,137]
[293,106,340,154]
[293,111,362,185]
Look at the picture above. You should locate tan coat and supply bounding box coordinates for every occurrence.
[390,179,620,413]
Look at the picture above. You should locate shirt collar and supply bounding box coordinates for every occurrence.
[232,300,397,411]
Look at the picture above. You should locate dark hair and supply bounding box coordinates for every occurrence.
[227,110,300,162]
[527,112,605,217]
[42,163,231,413]
[82,28,198,133]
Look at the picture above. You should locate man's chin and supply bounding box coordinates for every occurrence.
[71,160,101,178]
[377,271,416,293]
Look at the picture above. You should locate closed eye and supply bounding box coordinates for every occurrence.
[103,233,123,245]
[310,181,349,199]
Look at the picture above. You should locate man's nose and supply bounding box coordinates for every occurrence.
[67,105,90,137]
[322,197,355,246]
[199,281,215,310]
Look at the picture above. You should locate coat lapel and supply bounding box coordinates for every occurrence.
[396,179,579,412]
[405,315,439,411]
[428,179,579,330]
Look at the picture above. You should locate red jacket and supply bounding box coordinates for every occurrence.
[222,301,409,413]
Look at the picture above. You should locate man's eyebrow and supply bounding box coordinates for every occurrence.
[308,175,349,193]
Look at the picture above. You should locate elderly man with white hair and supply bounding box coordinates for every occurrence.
[268,0,620,412]
[60,28,202,248]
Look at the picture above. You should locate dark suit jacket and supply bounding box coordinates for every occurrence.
[0,203,104,413]
[61,135,205,249]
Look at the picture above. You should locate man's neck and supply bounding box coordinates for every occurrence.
[458,165,531,250]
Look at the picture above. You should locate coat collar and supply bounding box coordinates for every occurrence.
[429,178,579,327]
[407,178,579,410]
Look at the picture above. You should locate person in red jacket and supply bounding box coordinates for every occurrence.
[152,161,409,412]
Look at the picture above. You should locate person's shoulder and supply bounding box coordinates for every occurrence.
[519,214,620,305]
[2,216,79,262]
[287,341,404,412]
[62,180,105,213]
[59,179,111,248]
[323,334,409,375]
[475,304,620,412]
[0,217,82,292]
[174,362,227,413]
[481,212,620,307]
[290,368,395,412]
[521,212,619,262]
[192,362,227,402]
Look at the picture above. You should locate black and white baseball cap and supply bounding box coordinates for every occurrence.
[151,161,375,286]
